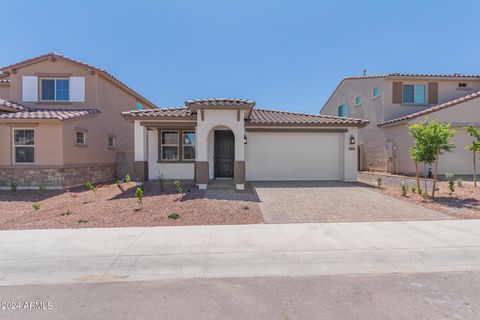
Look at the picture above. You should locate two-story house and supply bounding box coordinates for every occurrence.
[321,73,480,176]
[0,53,156,189]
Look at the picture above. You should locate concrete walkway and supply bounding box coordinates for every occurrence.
[1,220,480,286]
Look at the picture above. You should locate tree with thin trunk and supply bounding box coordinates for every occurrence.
[465,124,480,187]
[408,120,456,198]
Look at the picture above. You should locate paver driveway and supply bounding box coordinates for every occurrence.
[252,181,451,223]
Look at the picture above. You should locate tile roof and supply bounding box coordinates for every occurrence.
[0,52,157,108]
[345,73,480,80]
[0,99,27,112]
[122,106,369,127]
[186,98,255,107]
[0,107,100,121]
[248,108,368,126]
[122,107,194,118]
[378,91,480,126]
[0,78,9,84]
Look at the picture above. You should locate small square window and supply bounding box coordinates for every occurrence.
[76,131,86,145]
[458,83,467,88]
[337,104,348,117]
[373,87,380,98]
[107,135,116,149]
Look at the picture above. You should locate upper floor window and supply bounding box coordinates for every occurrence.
[13,129,35,164]
[337,104,348,117]
[41,78,69,101]
[373,87,380,98]
[355,96,361,106]
[76,131,86,145]
[403,84,425,104]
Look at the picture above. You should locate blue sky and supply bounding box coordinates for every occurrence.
[1,0,479,113]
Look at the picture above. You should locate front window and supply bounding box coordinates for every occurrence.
[403,84,426,104]
[76,131,86,145]
[107,135,116,149]
[41,78,69,101]
[182,131,195,161]
[373,87,380,98]
[161,131,179,161]
[337,104,348,117]
[13,129,35,164]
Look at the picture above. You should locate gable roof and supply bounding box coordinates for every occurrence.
[122,106,369,127]
[0,99,27,112]
[186,98,255,108]
[0,107,100,121]
[378,90,480,127]
[0,52,157,109]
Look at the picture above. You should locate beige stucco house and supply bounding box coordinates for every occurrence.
[123,99,368,191]
[0,53,156,189]
[321,73,480,176]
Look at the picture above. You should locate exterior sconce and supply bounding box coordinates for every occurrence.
[350,135,356,145]
[244,135,248,144]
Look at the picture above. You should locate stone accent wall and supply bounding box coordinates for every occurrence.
[0,164,116,189]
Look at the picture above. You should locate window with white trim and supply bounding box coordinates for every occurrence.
[182,131,195,161]
[76,131,86,145]
[403,84,426,104]
[13,129,35,164]
[40,78,69,101]
[161,131,179,161]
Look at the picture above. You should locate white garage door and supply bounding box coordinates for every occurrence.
[245,132,343,180]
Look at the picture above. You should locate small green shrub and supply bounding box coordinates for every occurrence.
[410,185,417,194]
[445,172,455,182]
[418,187,423,196]
[174,180,183,194]
[240,205,250,210]
[125,174,132,183]
[61,210,72,216]
[10,180,17,196]
[400,181,408,197]
[116,179,125,192]
[456,178,463,187]
[38,184,46,196]
[78,219,88,224]
[376,176,382,188]
[85,180,98,201]
[32,203,41,211]
[135,187,144,208]
[168,212,180,220]
[421,190,428,202]
[448,180,455,196]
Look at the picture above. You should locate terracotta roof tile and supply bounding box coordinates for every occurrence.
[0,79,9,84]
[378,91,480,126]
[186,98,255,107]
[0,108,100,121]
[0,99,27,112]
[122,107,194,118]
[249,108,368,126]
[344,73,480,80]
[0,52,157,108]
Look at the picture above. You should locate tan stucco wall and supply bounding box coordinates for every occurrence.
[384,97,480,175]
[0,122,63,166]
[0,84,9,100]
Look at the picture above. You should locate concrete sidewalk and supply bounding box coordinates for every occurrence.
[1,220,480,286]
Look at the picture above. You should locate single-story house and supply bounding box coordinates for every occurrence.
[122,99,369,190]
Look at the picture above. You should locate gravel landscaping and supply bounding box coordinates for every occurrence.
[0,181,263,230]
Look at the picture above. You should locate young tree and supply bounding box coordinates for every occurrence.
[409,120,456,198]
[465,124,480,187]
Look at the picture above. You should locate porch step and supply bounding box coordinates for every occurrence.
[208,179,236,190]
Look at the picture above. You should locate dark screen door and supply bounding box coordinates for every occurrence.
[214,131,235,178]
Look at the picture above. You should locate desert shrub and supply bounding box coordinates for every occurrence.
[125,174,131,183]
[32,203,41,211]
[38,184,46,196]
[376,176,382,188]
[174,180,183,194]
[85,180,99,201]
[456,178,463,187]
[135,187,144,208]
[410,185,417,193]
[61,210,72,216]
[10,180,17,196]
[168,212,180,220]
[421,189,428,202]
[78,219,88,224]
[445,172,455,182]
[240,204,250,210]
[400,181,408,197]
[116,179,125,192]
[448,180,455,196]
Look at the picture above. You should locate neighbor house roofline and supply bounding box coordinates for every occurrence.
[0,52,157,109]
[321,73,480,112]
[377,90,480,127]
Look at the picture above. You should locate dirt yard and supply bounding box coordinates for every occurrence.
[376,180,480,219]
[0,182,263,230]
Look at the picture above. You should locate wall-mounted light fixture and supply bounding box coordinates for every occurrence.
[350,135,356,145]
[244,135,248,144]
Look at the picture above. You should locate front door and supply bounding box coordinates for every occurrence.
[214,131,235,178]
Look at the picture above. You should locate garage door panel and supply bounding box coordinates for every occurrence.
[245,132,342,180]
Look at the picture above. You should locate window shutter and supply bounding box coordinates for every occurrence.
[22,76,38,101]
[392,82,402,104]
[69,76,85,102]
[428,82,438,104]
